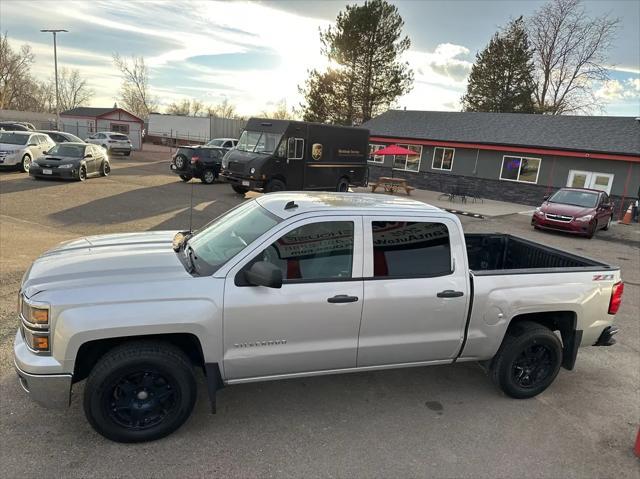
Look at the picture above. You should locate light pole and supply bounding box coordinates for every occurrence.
[40,29,67,130]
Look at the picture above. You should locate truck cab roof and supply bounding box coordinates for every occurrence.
[255,192,442,219]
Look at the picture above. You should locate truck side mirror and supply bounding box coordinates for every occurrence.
[245,261,282,288]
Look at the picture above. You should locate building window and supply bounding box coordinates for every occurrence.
[432,147,455,171]
[110,123,129,134]
[393,144,422,172]
[499,155,541,184]
[368,144,385,164]
[371,221,451,278]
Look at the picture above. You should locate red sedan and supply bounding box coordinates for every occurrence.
[531,188,614,238]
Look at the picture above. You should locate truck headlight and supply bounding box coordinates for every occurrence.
[250,167,256,174]
[20,295,49,325]
[58,164,74,169]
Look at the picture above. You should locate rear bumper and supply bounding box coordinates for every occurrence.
[594,325,619,346]
[170,163,221,179]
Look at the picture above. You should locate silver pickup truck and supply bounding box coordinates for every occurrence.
[14,193,623,443]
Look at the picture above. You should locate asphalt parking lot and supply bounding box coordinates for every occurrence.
[1,147,638,478]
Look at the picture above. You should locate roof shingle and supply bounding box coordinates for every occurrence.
[60,107,117,117]
[363,110,640,157]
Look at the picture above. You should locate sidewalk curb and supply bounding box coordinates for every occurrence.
[443,208,485,219]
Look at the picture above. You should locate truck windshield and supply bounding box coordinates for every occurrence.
[549,190,599,208]
[187,200,280,274]
[236,130,282,154]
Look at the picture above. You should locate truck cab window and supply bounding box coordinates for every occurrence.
[256,221,354,282]
[288,138,304,159]
[371,221,451,278]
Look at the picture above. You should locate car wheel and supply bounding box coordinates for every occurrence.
[603,215,612,231]
[336,177,349,192]
[174,155,188,170]
[179,174,192,182]
[78,165,87,182]
[100,161,111,177]
[586,220,596,239]
[490,321,562,399]
[83,341,197,443]
[20,154,32,173]
[201,169,216,184]
[265,178,286,193]
[231,185,249,195]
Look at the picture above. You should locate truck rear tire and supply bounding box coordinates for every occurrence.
[265,178,286,193]
[231,184,249,195]
[336,177,349,192]
[83,341,197,443]
[490,321,562,399]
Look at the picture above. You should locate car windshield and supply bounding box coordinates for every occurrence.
[48,144,86,157]
[187,200,280,274]
[549,190,599,208]
[236,130,282,154]
[0,133,29,145]
[206,139,224,147]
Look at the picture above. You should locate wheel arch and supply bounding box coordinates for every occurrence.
[507,311,580,370]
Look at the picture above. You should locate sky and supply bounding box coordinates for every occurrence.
[1,0,639,117]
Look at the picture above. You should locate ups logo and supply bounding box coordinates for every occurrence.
[312,143,323,160]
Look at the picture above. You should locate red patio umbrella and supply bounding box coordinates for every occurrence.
[373,144,417,178]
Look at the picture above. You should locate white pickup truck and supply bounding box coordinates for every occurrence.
[14,193,623,443]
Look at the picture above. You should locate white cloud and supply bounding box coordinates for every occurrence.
[405,43,473,87]
[596,78,640,101]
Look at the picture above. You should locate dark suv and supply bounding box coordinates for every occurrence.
[170,145,226,184]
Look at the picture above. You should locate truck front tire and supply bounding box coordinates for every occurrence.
[490,321,562,399]
[231,184,249,195]
[83,341,197,443]
[265,178,286,193]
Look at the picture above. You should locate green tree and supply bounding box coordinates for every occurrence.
[462,17,535,113]
[300,0,413,125]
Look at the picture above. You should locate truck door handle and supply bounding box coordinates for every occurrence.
[437,290,464,298]
[327,295,359,303]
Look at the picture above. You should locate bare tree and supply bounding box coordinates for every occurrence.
[260,99,297,120]
[56,67,93,111]
[166,99,191,115]
[206,98,239,118]
[0,33,35,109]
[528,0,619,114]
[113,54,157,119]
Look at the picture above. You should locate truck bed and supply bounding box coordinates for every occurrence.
[464,234,613,274]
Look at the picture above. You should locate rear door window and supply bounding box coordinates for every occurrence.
[370,221,452,278]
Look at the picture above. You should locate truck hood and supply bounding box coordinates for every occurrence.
[23,231,189,297]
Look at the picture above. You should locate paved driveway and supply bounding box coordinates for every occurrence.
[1,150,638,478]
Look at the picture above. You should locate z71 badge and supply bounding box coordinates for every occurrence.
[593,274,615,281]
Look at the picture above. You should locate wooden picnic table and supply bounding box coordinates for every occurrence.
[370,176,415,195]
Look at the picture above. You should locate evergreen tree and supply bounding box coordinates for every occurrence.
[300,0,413,125]
[462,17,535,113]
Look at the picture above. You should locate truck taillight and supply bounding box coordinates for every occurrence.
[608,281,624,314]
[191,156,200,163]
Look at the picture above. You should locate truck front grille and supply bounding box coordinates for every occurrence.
[227,162,245,174]
[545,213,573,222]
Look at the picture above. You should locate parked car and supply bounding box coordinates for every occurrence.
[0,121,35,131]
[531,188,614,238]
[0,131,55,172]
[37,130,84,144]
[170,145,226,184]
[85,132,133,155]
[204,138,237,149]
[29,142,110,181]
[14,193,623,443]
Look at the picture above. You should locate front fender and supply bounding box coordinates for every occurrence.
[51,298,222,374]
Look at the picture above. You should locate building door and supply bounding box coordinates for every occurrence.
[567,170,614,194]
